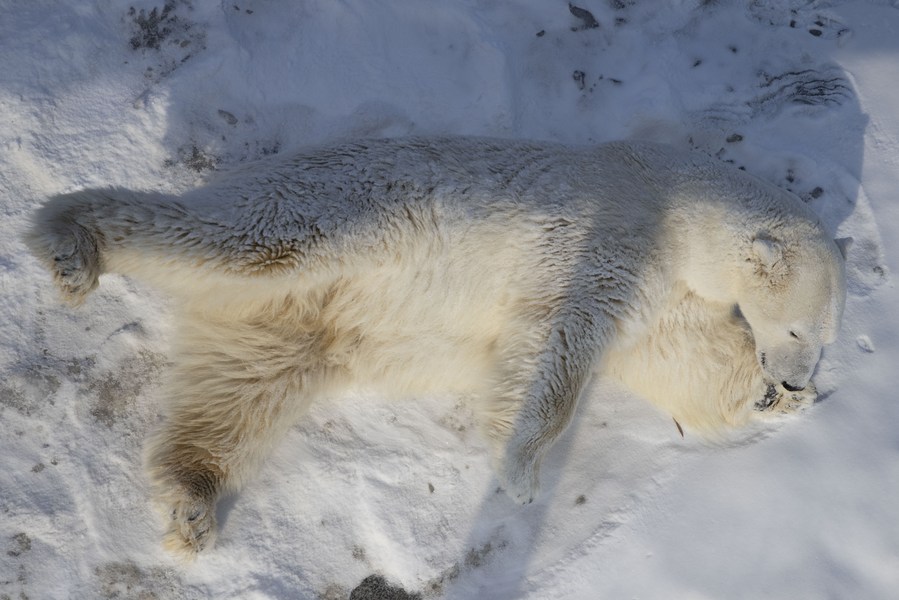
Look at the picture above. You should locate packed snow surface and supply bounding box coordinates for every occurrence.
[1,1,897,598]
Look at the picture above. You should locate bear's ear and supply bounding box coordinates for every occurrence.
[751,236,783,270]
[835,237,853,259]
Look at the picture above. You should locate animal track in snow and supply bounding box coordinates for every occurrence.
[748,1,851,42]
[752,68,854,114]
[127,1,206,84]
[699,65,853,124]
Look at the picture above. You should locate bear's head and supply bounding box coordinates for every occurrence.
[737,233,850,392]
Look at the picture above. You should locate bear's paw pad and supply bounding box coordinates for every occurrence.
[754,383,817,416]
[161,495,217,561]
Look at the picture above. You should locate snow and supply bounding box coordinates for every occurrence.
[1,1,897,598]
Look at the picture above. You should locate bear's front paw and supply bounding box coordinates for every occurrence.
[754,382,817,416]
[158,491,217,561]
[497,447,542,505]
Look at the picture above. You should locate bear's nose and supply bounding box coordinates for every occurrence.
[782,381,805,392]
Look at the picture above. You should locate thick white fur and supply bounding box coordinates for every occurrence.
[26,137,847,559]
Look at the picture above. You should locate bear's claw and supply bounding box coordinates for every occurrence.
[159,491,217,561]
[754,382,817,415]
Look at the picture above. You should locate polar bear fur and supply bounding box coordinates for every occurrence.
[26,137,848,559]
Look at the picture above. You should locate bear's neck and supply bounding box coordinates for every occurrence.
[667,197,767,306]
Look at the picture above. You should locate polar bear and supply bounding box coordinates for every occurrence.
[26,137,848,559]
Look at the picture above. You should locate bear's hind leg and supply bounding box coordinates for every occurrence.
[145,313,324,560]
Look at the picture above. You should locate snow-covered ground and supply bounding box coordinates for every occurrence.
[1,1,897,598]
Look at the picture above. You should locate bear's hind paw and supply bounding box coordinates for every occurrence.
[29,221,101,305]
[159,494,217,561]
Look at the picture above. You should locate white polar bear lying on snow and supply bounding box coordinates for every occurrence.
[27,137,849,559]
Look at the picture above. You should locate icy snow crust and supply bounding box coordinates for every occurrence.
[1,1,897,598]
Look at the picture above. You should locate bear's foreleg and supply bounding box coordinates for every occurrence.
[482,313,603,504]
